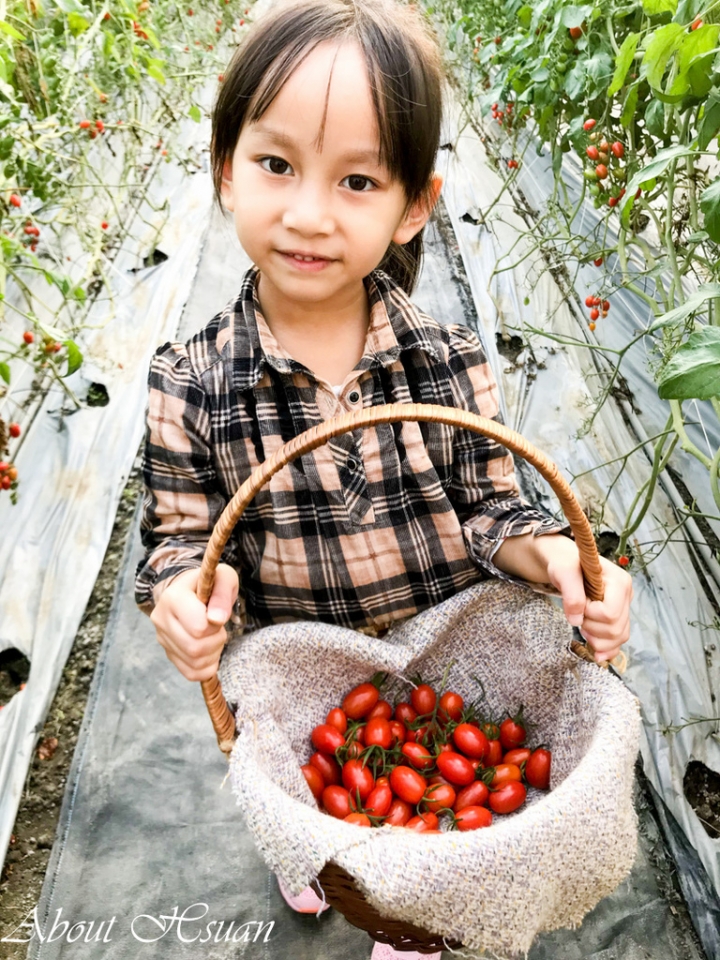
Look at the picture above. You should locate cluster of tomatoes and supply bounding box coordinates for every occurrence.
[300,676,551,833]
[0,418,21,494]
[79,118,106,140]
[581,120,640,213]
[584,294,611,332]
[490,100,514,131]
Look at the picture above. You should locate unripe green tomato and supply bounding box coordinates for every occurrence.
[612,167,627,181]
[550,79,559,91]
[593,197,603,208]
[557,62,568,73]
[589,183,600,196]
[584,169,598,181]
[558,51,568,63]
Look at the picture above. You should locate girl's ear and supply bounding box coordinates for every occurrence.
[220,157,235,212]
[392,173,443,246]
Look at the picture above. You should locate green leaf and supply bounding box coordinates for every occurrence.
[62,339,83,377]
[621,143,697,220]
[608,32,640,95]
[0,135,13,161]
[147,63,166,84]
[585,51,614,95]
[0,361,9,385]
[648,283,720,331]
[621,82,640,126]
[67,12,90,34]
[668,24,719,97]
[189,104,202,123]
[642,23,684,90]
[641,0,677,13]
[700,178,720,243]
[564,62,586,99]
[699,92,720,150]
[0,19,26,41]
[657,326,720,400]
[517,5,533,27]
[559,5,591,28]
[644,97,666,137]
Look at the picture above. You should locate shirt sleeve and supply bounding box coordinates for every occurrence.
[134,341,238,615]
[445,324,570,587]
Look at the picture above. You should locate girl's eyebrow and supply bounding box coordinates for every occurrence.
[250,124,381,166]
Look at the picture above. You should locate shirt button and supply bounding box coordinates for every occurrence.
[348,390,361,404]
[346,457,357,471]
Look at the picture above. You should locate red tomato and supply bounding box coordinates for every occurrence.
[401,742,435,770]
[485,738,503,766]
[345,741,363,759]
[384,798,412,826]
[469,759,481,771]
[405,811,439,832]
[389,765,427,805]
[503,748,531,766]
[310,752,341,786]
[364,717,392,750]
[394,702,417,726]
[311,724,345,754]
[499,716,527,750]
[344,812,371,826]
[436,751,475,786]
[342,759,375,801]
[525,748,552,789]
[438,690,464,723]
[452,723,489,760]
[351,725,366,745]
[325,707,347,734]
[323,785,352,819]
[301,764,325,802]
[410,683,436,716]
[413,724,431,744]
[342,682,379,720]
[454,780,490,811]
[365,778,393,817]
[367,699,393,721]
[489,781,527,814]
[455,805,493,831]
[482,722,500,739]
[424,781,456,813]
[490,763,522,788]
[437,742,454,754]
[388,720,406,745]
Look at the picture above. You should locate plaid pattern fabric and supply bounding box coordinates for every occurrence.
[135,266,566,631]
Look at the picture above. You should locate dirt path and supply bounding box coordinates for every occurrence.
[0,459,143,952]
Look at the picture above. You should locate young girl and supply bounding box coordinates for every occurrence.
[135,0,632,954]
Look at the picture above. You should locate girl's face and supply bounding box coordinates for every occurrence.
[221,39,440,311]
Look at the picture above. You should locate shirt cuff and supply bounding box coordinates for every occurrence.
[464,516,572,594]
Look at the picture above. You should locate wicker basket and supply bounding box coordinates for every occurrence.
[195,402,622,953]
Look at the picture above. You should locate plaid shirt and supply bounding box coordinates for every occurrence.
[135,266,565,633]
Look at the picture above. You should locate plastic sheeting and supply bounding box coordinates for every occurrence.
[0,120,215,873]
[26,204,706,960]
[438,91,720,955]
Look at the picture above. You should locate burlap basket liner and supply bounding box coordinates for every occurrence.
[218,580,640,957]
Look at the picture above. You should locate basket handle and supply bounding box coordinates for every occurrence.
[196,402,613,753]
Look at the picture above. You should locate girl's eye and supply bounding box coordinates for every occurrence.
[260,156,292,176]
[343,174,375,192]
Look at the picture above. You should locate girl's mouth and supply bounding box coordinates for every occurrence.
[278,251,334,272]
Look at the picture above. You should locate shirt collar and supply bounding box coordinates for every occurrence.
[220,265,443,393]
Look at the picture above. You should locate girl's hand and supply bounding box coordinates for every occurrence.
[542,537,633,663]
[150,563,240,681]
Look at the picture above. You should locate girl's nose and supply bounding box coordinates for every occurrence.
[281,182,334,236]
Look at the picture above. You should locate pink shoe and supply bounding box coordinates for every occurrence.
[276,875,331,915]
[370,943,442,960]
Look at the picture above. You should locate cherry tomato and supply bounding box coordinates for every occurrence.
[583,118,596,131]
[437,741,454,754]
[454,780,490,811]
[525,748,552,789]
[389,720,406,745]
[499,716,526,750]
[452,723,489,760]
[301,764,325,802]
[502,748,531,766]
[323,785,353,819]
[586,145,599,161]
[347,724,366,745]
[405,811,439,832]
[344,812,371,826]
[610,141,624,159]
[384,798,412,826]
[401,742,435,770]
[436,751,475,786]
[342,682,379,720]
[310,752,341,786]
[424,781,457,813]
[389,765,427,804]
[342,759,375,801]
[411,684,437,716]
[345,741,363,759]
[489,781,527,814]
[490,763,522,788]
[485,738,503,766]
[365,778,393,817]
[455,805,493,831]
[364,717,393,750]
[326,707,347,733]
[311,724,345,754]
[595,163,608,179]
[438,690,464,723]
[367,699,393,721]
[394,702,417,726]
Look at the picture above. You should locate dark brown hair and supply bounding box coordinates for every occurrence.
[211,0,443,294]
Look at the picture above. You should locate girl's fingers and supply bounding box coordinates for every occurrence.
[582,610,630,646]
